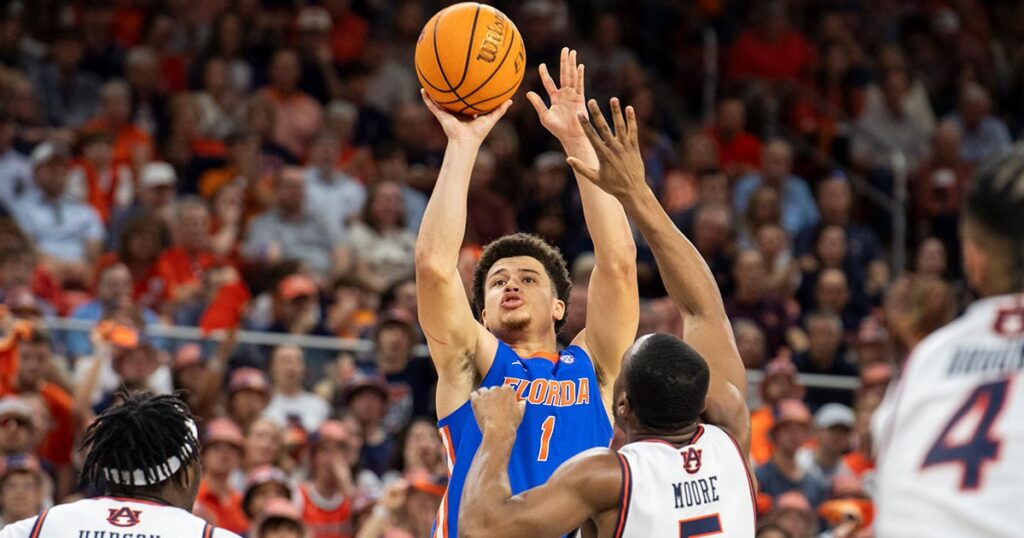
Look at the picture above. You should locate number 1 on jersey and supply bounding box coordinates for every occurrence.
[538,416,556,461]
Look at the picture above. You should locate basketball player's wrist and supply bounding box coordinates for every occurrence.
[559,134,591,155]
[481,423,518,444]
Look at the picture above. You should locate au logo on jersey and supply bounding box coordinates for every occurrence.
[107,506,142,527]
[682,447,703,474]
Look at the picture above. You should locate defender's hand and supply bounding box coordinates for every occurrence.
[471,386,525,437]
[421,89,512,146]
[567,98,647,201]
[527,47,587,144]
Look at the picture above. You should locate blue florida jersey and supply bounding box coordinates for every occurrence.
[434,340,614,538]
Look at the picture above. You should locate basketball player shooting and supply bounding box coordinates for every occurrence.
[872,148,1024,535]
[0,392,241,538]
[457,101,755,538]
[416,48,639,537]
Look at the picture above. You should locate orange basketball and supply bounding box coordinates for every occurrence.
[415,2,526,115]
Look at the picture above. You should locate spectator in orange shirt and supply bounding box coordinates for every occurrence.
[750,357,805,466]
[195,417,250,534]
[154,196,220,312]
[706,98,762,175]
[298,420,357,538]
[726,1,816,83]
[262,50,323,160]
[1,325,74,498]
[325,0,368,64]
[67,131,134,224]
[81,80,153,172]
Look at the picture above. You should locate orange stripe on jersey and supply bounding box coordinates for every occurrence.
[614,453,632,538]
[433,489,449,538]
[29,509,50,538]
[203,523,214,538]
[523,351,559,364]
[440,425,455,476]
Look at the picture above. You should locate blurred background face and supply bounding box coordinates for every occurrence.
[34,158,70,198]
[819,424,852,455]
[97,264,132,308]
[15,341,49,388]
[245,419,281,467]
[349,391,386,425]
[916,238,948,276]
[717,99,745,135]
[369,182,405,230]
[772,421,809,454]
[816,227,848,267]
[102,87,132,123]
[734,250,766,297]
[114,347,156,386]
[693,207,731,253]
[270,347,304,390]
[749,187,780,225]
[815,270,850,312]
[817,178,852,222]
[175,204,212,251]
[0,413,32,453]
[276,169,306,214]
[0,472,42,520]
[807,317,842,359]
[312,440,345,479]
[269,51,300,92]
[376,326,413,371]
[734,323,767,369]
[406,489,443,534]
[404,420,444,471]
[757,225,788,261]
[309,136,340,169]
[203,57,230,95]
[761,142,792,183]
[203,442,241,475]
[1,253,33,287]
[232,390,270,428]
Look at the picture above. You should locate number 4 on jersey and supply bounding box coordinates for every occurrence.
[921,379,1011,489]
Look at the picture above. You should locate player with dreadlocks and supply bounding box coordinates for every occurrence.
[0,391,242,538]
[873,145,1024,535]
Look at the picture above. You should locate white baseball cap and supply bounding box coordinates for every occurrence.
[140,162,177,188]
[29,141,71,167]
[814,403,855,429]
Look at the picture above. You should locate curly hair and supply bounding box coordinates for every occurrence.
[471,233,572,333]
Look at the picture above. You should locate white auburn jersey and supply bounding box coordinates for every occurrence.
[613,424,756,538]
[873,294,1024,537]
[0,497,241,538]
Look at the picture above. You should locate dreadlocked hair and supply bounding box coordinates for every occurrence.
[80,391,200,495]
[472,233,572,332]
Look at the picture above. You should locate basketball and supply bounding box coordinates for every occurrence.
[415,2,526,115]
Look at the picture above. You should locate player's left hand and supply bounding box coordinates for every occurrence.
[528,47,587,144]
[471,386,526,437]
[567,98,647,201]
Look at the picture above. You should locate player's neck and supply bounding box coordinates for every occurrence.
[627,422,701,447]
[500,328,558,356]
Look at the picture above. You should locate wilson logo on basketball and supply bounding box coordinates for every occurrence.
[682,447,703,474]
[107,506,142,527]
[477,11,507,63]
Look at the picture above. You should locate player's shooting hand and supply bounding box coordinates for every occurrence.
[471,386,525,438]
[420,89,512,147]
[567,98,648,202]
[528,47,587,144]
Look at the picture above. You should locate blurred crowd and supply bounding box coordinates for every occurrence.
[0,0,1022,536]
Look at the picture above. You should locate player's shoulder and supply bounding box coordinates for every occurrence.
[212,527,243,538]
[0,515,37,537]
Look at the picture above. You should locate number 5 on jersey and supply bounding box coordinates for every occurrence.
[538,416,556,461]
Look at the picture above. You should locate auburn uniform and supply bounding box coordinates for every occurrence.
[614,424,756,538]
[873,294,1024,536]
[0,497,241,538]
[435,341,613,537]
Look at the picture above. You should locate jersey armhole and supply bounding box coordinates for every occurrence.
[28,509,49,538]
[721,428,758,524]
[612,453,632,538]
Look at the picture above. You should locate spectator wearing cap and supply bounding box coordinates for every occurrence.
[304,131,366,243]
[251,497,308,538]
[154,195,222,312]
[13,141,105,271]
[766,491,818,538]
[797,403,856,482]
[756,399,830,510]
[298,421,357,538]
[195,417,249,534]
[65,263,163,358]
[793,312,858,408]
[263,345,330,432]
[0,397,36,457]
[345,375,393,476]
[705,98,762,175]
[241,465,293,522]
[750,358,805,465]
[242,167,344,277]
[266,274,331,341]
[355,471,446,538]
[66,130,134,224]
[262,50,323,159]
[81,79,154,170]
[370,316,436,432]
[108,162,177,248]
[33,28,102,129]
[1,325,74,492]
[72,317,172,417]
[734,140,819,240]
[727,249,799,356]
[228,368,272,432]
[0,109,32,212]
[0,454,45,528]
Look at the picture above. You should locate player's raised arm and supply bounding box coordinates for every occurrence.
[528,48,639,393]
[415,92,508,415]
[458,386,622,538]
[569,102,750,454]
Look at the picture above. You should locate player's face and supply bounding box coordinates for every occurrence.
[481,256,564,337]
